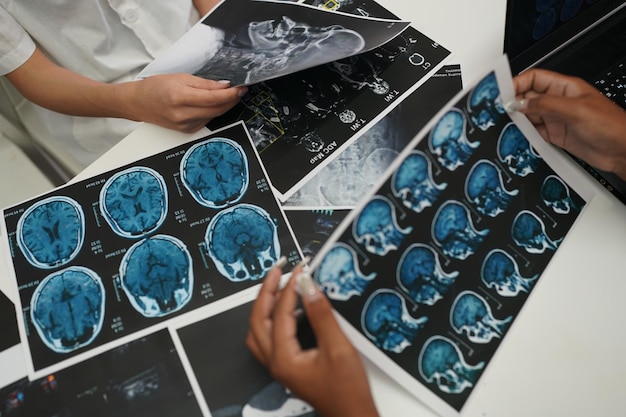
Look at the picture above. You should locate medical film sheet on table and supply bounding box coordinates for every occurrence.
[1,122,302,379]
[308,56,594,417]
[207,0,452,201]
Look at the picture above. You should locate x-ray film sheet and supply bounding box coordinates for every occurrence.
[2,122,302,379]
[208,0,451,201]
[0,330,203,417]
[309,56,593,417]
[138,0,410,85]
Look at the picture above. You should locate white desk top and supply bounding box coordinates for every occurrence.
[3,1,626,416]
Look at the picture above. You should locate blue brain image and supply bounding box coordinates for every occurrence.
[17,196,85,269]
[100,166,168,238]
[181,137,249,209]
[467,72,505,131]
[30,266,105,353]
[120,235,193,318]
[206,204,280,282]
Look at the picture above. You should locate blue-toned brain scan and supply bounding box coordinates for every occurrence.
[396,243,458,306]
[428,108,479,171]
[205,204,280,282]
[541,175,578,214]
[418,336,485,394]
[181,137,249,209]
[467,72,505,131]
[120,235,193,318]
[30,266,105,353]
[353,196,412,256]
[100,166,168,238]
[315,242,376,301]
[450,290,513,344]
[432,201,489,260]
[16,196,85,269]
[361,289,428,353]
[392,150,447,213]
[465,159,519,217]
[511,210,562,254]
[497,123,542,177]
[481,249,539,297]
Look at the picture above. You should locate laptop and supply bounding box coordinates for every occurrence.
[504,0,626,204]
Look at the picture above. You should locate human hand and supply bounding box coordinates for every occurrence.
[121,73,246,133]
[512,68,626,180]
[246,260,379,417]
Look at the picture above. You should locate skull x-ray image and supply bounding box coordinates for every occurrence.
[16,196,85,269]
[180,138,249,209]
[353,196,412,256]
[429,108,480,171]
[498,122,543,177]
[119,235,193,318]
[392,150,447,213]
[418,336,485,395]
[30,266,105,353]
[450,291,513,344]
[396,243,458,306]
[465,159,519,217]
[361,289,427,353]
[100,167,168,238]
[432,200,489,260]
[206,204,281,282]
[315,242,376,301]
[512,210,563,253]
[481,249,539,297]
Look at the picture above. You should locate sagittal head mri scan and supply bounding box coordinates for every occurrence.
[481,249,539,297]
[465,159,519,217]
[315,242,376,301]
[353,196,413,256]
[392,150,447,213]
[429,108,480,171]
[449,290,513,344]
[432,200,489,260]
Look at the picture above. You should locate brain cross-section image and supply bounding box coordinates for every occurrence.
[467,72,505,131]
[120,235,193,318]
[449,290,512,344]
[205,204,280,282]
[432,200,489,260]
[30,266,105,353]
[17,196,85,269]
[181,137,249,209]
[428,108,479,171]
[100,167,168,238]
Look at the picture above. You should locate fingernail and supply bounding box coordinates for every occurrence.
[505,98,527,113]
[218,79,231,85]
[296,272,320,301]
[238,86,248,97]
[297,256,311,268]
[274,256,288,269]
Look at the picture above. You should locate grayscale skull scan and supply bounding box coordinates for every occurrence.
[481,249,539,297]
[511,210,563,254]
[119,234,193,318]
[205,204,280,282]
[429,108,480,171]
[449,290,512,344]
[100,166,168,238]
[497,122,543,177]
[465,159,519,217]
[353,196,412,256]
[432,200,489,260]
[418,335,485,394]
[181,138,250,209]
[392,150,447,213]
[16,196,85,269]
[396,243,458,306]
[315,242,376,301]
[361,289,428,353]
[30,266,105,353]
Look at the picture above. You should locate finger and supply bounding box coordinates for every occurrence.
[297,273,351,350]
[271,266,305,360]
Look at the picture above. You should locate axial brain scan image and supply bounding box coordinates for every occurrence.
[181,138,250,209]
[100,167,168,238]
[120,235,193,318]
[205,204,280,282]
[30,266,105,353]
[17,196,85,269]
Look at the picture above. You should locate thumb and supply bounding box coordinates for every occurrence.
[298,273,349,347]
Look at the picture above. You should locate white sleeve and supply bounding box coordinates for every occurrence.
[0,5,36,75]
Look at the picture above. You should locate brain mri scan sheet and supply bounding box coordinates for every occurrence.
[309,56,594,417]
[208,0,451,201]
[138,0,410,86]
[2,122,301,379]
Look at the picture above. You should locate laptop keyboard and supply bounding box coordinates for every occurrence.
[594,58,626,109]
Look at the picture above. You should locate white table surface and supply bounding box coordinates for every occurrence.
[3,1,626,416]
